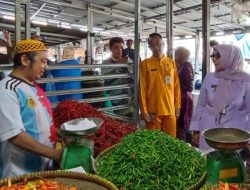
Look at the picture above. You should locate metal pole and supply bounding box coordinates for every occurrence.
[24,0,31,39]
[87,3,94,64]
[155,27,158,33]
[194,30,201,73]
[202,0,210,80]
[134,0,141,126]
[166,0,173,58]
[15,0,21,42]
[58,45,61,62]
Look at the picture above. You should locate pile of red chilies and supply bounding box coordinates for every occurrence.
[53,100,136,155]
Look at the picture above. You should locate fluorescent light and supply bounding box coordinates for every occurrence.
[32,20,47,26]
[100,31,111,35]
[185,35,192,39]
[48,19,60,24]
[71,24,87,28]
[3,15,15,20]
[232,30,242,34]
[109,30,124,34]
[118,34,127,37]
[60,22,71,29]
[93,27,104,31]
[216,31,224,36]
[61,25,71,29]
[61,22,70,25]
[173,36,180,40]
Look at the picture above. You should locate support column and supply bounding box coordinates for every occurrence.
[133,0,141,125]
[154,27,158,33]
[87,4,94,64]
[24,0,31,39]
[166,0,173,58]
[57,45,62,62]
[15,0,21,42]
[194,30,201,73]
[202,0,210,80]
[15,0,31,42]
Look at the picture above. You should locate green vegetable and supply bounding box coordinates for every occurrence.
[96,130,206,190]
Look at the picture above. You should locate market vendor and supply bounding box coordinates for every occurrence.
[139,33,181,137]
[0,39,63,178]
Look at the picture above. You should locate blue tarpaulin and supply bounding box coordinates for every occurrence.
[235,34,250,59]
[51,59,83,101]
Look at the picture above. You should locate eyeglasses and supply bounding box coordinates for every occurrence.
[210,53,220,59]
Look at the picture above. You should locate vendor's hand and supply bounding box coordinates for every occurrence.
[141,113,151,123]
[175,108,180,119]
[192,131,200,147]
[52,148,64,163]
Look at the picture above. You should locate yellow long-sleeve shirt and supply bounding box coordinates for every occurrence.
[139,55,181,116]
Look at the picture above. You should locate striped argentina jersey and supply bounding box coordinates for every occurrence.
[0,75,57,178]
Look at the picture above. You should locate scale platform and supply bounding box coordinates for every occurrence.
[60,117,103,137]
[206,150,246,184]
[60,117,103,173]
[202,128,250,185]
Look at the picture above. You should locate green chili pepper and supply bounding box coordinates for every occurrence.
[96,130,206,190]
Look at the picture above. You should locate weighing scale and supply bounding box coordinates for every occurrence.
[202,128,250,185]
[60,117,103,173]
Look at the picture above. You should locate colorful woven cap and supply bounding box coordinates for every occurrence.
[15,39,47,55]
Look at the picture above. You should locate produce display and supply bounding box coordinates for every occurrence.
[53,100,136,155]
[0,178,77,190]
[201,182,249,190]
[96,130,206,190]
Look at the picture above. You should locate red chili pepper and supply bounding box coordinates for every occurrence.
[53,100,137,156]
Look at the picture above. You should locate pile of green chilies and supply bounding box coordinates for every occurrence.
[96,130,206,190]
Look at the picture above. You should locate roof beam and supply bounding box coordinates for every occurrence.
[108,0,161,14]
[145,0,222,20]
[30,3,46,20]
[144,1,244,30]
[108,0,182,14]
[175,2,244,29]
[0,22,83,39]
[38,0,87,10]
[89,4,196,33]
[89,7,134,22]
[90,3,133,17]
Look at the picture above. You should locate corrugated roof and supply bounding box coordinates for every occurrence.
[0,0,249,45]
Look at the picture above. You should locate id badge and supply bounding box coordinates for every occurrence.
[166,75,171,84]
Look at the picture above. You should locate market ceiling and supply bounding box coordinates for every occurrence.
[0,0,249,45]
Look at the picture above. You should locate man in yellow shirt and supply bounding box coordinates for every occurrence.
[139,33,181,137]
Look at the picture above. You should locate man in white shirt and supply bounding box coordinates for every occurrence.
[0,39,63,178]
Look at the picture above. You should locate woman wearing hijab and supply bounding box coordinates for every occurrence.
[190,44,250,152]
